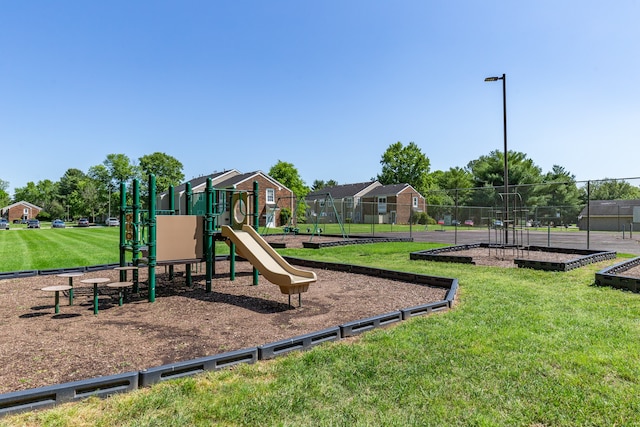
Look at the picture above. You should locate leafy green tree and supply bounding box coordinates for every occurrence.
[0,179,10,208]
[138,152,185,193]
[377,141,430,194]
[12,179,60,219]
[311,179,338,191]
[58,169,89,220]
[268,160,310,199]
[13,182,40,204]
[430,167,474,205]
[540,165,582,225]
[467,150,545,208]
[581,179,640,202]
[104,154,138,186]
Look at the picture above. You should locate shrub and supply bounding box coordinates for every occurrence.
[280,207,292,226]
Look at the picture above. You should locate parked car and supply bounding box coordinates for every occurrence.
[464,219,474,226]
[437,219,445,225]
[77,218,90,227]
[105,217,120,227]
[0,218,9,230]
[27,219,40,228]
[52,219,66,228]
[492,220,504,229]
[451,220,461,226]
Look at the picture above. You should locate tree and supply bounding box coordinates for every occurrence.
[377,142,430,194]
[542,165,582,225]
[12,179,60,219]
[104,154,138,186]
[467,150,545,208]
[138,152,185,193]
[311,179,338,191]
[581,179,640,201]
[58,169,90,220]
[268,160,310,199]
[0,179,10,208]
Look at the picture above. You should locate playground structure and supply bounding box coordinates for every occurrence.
[304,192,348,240]
[486,191,532,258]
[262,193,349,242]
[118,174,315,305]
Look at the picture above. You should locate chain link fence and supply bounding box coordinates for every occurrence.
[298,178,640,251]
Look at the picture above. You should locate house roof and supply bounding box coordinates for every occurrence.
[363,183,423,198]
[579,199,640,217]
[214,171,290,192]
[168,170,240,195]
[1,200,44,211]
[306,181,380,200]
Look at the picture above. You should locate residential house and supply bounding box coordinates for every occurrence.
[305,181,426,225]
[360,183,426,224]
[577,199,640,231]
[158,170,294,228]
[1,201,43,223]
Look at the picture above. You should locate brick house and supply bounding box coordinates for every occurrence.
[306,181,426,225]
[1,201,43,222]
[360,183,426,224]
[158,170,294,228]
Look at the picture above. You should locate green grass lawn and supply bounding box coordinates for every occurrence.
[0,227,121,272]
[3,240,640,426]
[0,228,233,273]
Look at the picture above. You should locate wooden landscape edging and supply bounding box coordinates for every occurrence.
[0,259,458,418]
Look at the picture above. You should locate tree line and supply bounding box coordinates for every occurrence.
[1,143,639,223]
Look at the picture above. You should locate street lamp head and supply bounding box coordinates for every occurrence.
[484,76,501,82]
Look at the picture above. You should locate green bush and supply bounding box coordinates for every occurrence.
[279,207,292,226]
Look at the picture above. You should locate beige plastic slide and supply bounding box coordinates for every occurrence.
[221,225,317,295]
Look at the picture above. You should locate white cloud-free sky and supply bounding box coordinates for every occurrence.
[2,1,639,195]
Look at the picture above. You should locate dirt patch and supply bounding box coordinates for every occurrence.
[435,247,584,268]
[617,263,640,279]
[0,260,447,394]
[263,233,351,248]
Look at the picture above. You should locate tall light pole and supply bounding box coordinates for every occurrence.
[485,73,508,244]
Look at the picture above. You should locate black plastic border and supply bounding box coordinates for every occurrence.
[139,348,258,387]
[0,371,138,417]
[340,311,403,337]
[595,256,640,293]
[259,327,342,360]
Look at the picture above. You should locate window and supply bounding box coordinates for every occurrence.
[345,197,354,209]
[378,196,387,214]
[413,197,419,208]
[266,188,275,205]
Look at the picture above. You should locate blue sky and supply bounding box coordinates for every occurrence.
[2,1,639,195]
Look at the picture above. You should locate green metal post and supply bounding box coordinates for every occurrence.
[168,185,175,281]
[119,181,127,282]
[229,196,235,279]
[132,179,141,293]
[148,174,157,302]
[54,290,61,314]
[253,181,259,286]
[205,178,213,292]
[186,182,192,286]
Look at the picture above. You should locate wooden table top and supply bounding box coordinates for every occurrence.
[57,272,85,278]
[41,285,73,292]
[80,278,111,285]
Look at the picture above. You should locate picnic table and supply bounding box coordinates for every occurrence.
[80,277,111,315]
[41,285,72,314]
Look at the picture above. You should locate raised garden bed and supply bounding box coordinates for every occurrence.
[595,256,640,292]
[410,243,616,271]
